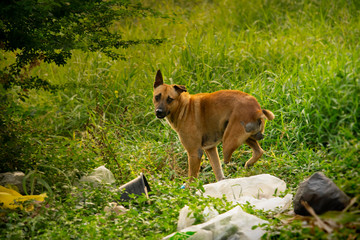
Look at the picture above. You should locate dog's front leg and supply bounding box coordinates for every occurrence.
[187,150,202,182]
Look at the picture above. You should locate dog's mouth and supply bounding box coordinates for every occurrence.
[156,114,166,119]
[155,109,168,119]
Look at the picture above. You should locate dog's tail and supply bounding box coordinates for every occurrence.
[245,109,274,135]
[262,109,275,120]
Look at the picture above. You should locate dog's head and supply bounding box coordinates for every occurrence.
[153,70,187,119]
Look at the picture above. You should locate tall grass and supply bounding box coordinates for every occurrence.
[1,0,359,239]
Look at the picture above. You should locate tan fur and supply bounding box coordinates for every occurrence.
[153,70,274,182]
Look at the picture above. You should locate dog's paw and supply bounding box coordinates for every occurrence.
[217,177,226,181]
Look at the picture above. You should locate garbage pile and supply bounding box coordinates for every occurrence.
[1,167,352,239]
[164,172,352,239]
[165,174,293,240]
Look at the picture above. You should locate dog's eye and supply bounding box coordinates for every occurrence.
[155,94,161,101]
[167,97,174,104]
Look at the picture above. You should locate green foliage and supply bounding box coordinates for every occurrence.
[169,232,196,240]
[0,0,165,171]
[0,0,359,239]
[0,179,231,239]
[0,0,164,69]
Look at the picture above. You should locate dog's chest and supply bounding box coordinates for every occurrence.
[201,120,228,149]
[201,132,222,149]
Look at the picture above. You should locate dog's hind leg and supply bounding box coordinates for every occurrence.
[205,147,225,181]
[244,138,264,168]
[223,122,250,164]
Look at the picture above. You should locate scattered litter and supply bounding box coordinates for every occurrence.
[235,194,293,212]
[177,205,219,231]
[165,206,267,240]
[293,172,350,215]
[0,186,46,211]
[165,174,292,240]
[0,171,25,194]
[79,166,116,186]
[200,174,292,212]
[201,174,286,200]
[118,173,151,201]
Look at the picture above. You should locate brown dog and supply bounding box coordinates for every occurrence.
[153,70,274,181]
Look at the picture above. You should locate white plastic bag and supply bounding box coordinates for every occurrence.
[166,206,267,240]
[79,166,115,186]
[177,206,219,231]
[168,175,293,240]
[201,174,286,200]
[200,174,292,212]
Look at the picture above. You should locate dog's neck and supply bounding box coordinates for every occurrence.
[166,92,191,130]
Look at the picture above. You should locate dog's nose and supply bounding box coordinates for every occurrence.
[156,109,166,119]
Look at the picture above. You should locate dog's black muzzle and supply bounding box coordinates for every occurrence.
[155,109,167,119]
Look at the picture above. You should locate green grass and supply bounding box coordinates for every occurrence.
[1,0,359,239]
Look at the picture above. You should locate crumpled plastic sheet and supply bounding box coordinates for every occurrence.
[0,186,47,211]
[79,165,115,186]
[201,174,286,200]
[165,174,293,240]
[201,174,293,212]
[165,206,268,240]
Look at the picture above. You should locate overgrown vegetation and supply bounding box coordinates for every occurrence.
[1,0,359,239]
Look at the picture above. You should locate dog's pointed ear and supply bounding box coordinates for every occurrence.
[154,70,163,88]
[174,85,187,94]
